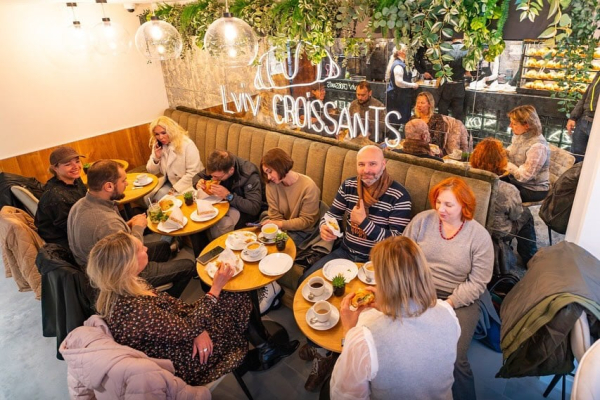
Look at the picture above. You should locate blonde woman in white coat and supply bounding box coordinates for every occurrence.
[146,116,203,201]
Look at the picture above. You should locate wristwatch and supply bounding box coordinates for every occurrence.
[225,193,234,202]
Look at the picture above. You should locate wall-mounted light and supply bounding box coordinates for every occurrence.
[90,0,131,56]
[64,2,89,56]
[203,0,258,68]
[135,16,182,61]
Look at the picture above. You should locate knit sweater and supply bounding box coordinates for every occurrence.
[506,131,550,192]
[67,193,144,267]
[266,173,320,232]
[403,210,493,308]
[322,177,412,259]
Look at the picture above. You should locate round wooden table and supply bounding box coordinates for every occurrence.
[80,159,130,184]
[117,173,159,206]
[293,264,368,353]
[147,197,230,237]
[197,227,296,291]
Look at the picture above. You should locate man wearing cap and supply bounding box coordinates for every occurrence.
[35,146,88,249]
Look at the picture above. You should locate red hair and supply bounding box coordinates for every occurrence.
[429,177,476,221]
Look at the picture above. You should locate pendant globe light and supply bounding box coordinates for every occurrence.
[90,0,131,56]
[63,3,90,56]
[135,15,183,61]
[203,0,258,68]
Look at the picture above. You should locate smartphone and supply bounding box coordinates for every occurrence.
[197,245,225,265]
[155,141,163,149]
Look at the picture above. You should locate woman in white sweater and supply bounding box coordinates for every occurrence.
[146,116,203,201]
[331,236,460,400]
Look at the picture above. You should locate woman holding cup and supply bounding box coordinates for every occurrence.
[330,236,460,399]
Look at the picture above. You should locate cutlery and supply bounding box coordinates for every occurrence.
[310,317,325,325]
[245,222,262,227]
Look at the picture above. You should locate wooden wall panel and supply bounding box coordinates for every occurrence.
[0,124,151,184]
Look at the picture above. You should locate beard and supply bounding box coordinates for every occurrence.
[110,191,126,201]
[361,168,384,187]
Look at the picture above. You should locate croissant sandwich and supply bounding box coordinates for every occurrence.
[351,289,375,308]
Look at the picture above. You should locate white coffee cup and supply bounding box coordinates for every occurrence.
[261,223,278,240]
[308,276,325,297]
[313,301,331,323]
[363,261,375,281]
[244,241,265,258]
[136,173,148,182]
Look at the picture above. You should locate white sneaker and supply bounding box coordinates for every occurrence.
[258,281,283,315]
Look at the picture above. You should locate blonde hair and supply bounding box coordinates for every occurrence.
[372,236,437,320]
[385,44,408,82]
[149,116,190,153]
[507,105,542,136]
[86,232,153,318]
[414,92,435,119]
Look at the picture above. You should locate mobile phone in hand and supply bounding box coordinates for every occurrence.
[197,246,225,265]
[156,141,163,149]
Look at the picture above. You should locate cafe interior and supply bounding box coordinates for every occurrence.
[1,0,600,399]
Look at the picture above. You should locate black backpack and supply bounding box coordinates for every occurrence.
[539,162,582,234]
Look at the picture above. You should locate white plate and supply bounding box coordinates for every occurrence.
[306,306,340,331]
[206,258,244,279]
[158,195,182,211]
[322,259,359,282]
[225,232,258,251]
[133,177,153,187]
[357,266,376,285]
[240,246,268,262]
[190,207,218,222]
[259,253,293,276]
[302,281,333,302]
[157,217,188,233]
[258,231,280,244]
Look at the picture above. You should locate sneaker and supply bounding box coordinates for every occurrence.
[258,282,283,315]
[304,353,337,392]
[299,343,317,361]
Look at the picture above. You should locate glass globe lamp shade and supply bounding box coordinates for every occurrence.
[203,14,258,68]
[135,17,183,61]
[63,21,90,56]
[90,18,131,56]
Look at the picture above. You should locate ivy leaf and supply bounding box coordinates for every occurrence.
[440,42,453,51]
[470,17,485,30]
[442,27,454,38]
[539,27,557,38]
[388,19,395,29]
[559,14,571,27]
[548,0,560,18]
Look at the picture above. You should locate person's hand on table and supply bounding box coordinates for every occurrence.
[350,199,367,225]
[128,214,148,229]
[566,119,576,135]
[210,262,235,296]
[261,219,283,229]
[210,184,229,200]
[192,331,213,364]
[320,224,337,242]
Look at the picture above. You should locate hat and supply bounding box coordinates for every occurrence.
[50,147,85,165]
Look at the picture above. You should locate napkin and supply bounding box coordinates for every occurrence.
[196,189,223,204]
[163,207,184,230]
[229,231,255,247]
[324,215,343,238]
[196,199,214,216]
[449,149,463,160]
[205,248,242,276]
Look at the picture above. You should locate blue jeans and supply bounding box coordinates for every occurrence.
[571,118,592,163]
[298,244,369,285]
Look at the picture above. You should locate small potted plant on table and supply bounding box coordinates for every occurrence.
[332,273,346,297]
[183,191,194,206]
[275,231,288,251]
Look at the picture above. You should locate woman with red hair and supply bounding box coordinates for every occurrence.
[403,176,493,400]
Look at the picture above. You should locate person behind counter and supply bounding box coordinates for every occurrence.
[330,236,460,400]
[393,119,443,162]
[300,83,334,136]
[349,81,386,142]
[86,231,252,386]
[438,39,470,122]
[470,138,538,266]
[411,91,448,151]
[505,105,550,202]
[146,116,203,200]
[566,72,599,162]
[403,177,493,400]
[385,44,418,126]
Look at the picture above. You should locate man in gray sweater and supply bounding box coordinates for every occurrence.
[67,160,195,297]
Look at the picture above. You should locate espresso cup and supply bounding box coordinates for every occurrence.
[262,223,278,240]
[313,301,331,323]
[363,261,375,281]
[308,276,325,297]
[136,173,148,182]
[244,241,265,258]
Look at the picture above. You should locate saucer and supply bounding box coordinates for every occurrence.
[225,232,258,250]
[240,246,268,262]
[306,306,340,331]
[302,281,333,302]
[322,259,358,282]
[258,231,280,244]
[133,176,152,187]
[157,217,188,233]
[357,267,376,285]
[190,207,218,222]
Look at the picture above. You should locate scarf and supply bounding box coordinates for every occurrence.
[402,139,433,157]
[352,169,392,238]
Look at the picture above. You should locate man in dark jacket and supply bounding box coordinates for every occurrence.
[193,150,263,238]
[566,73,599,162]
[35,147,87,249]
